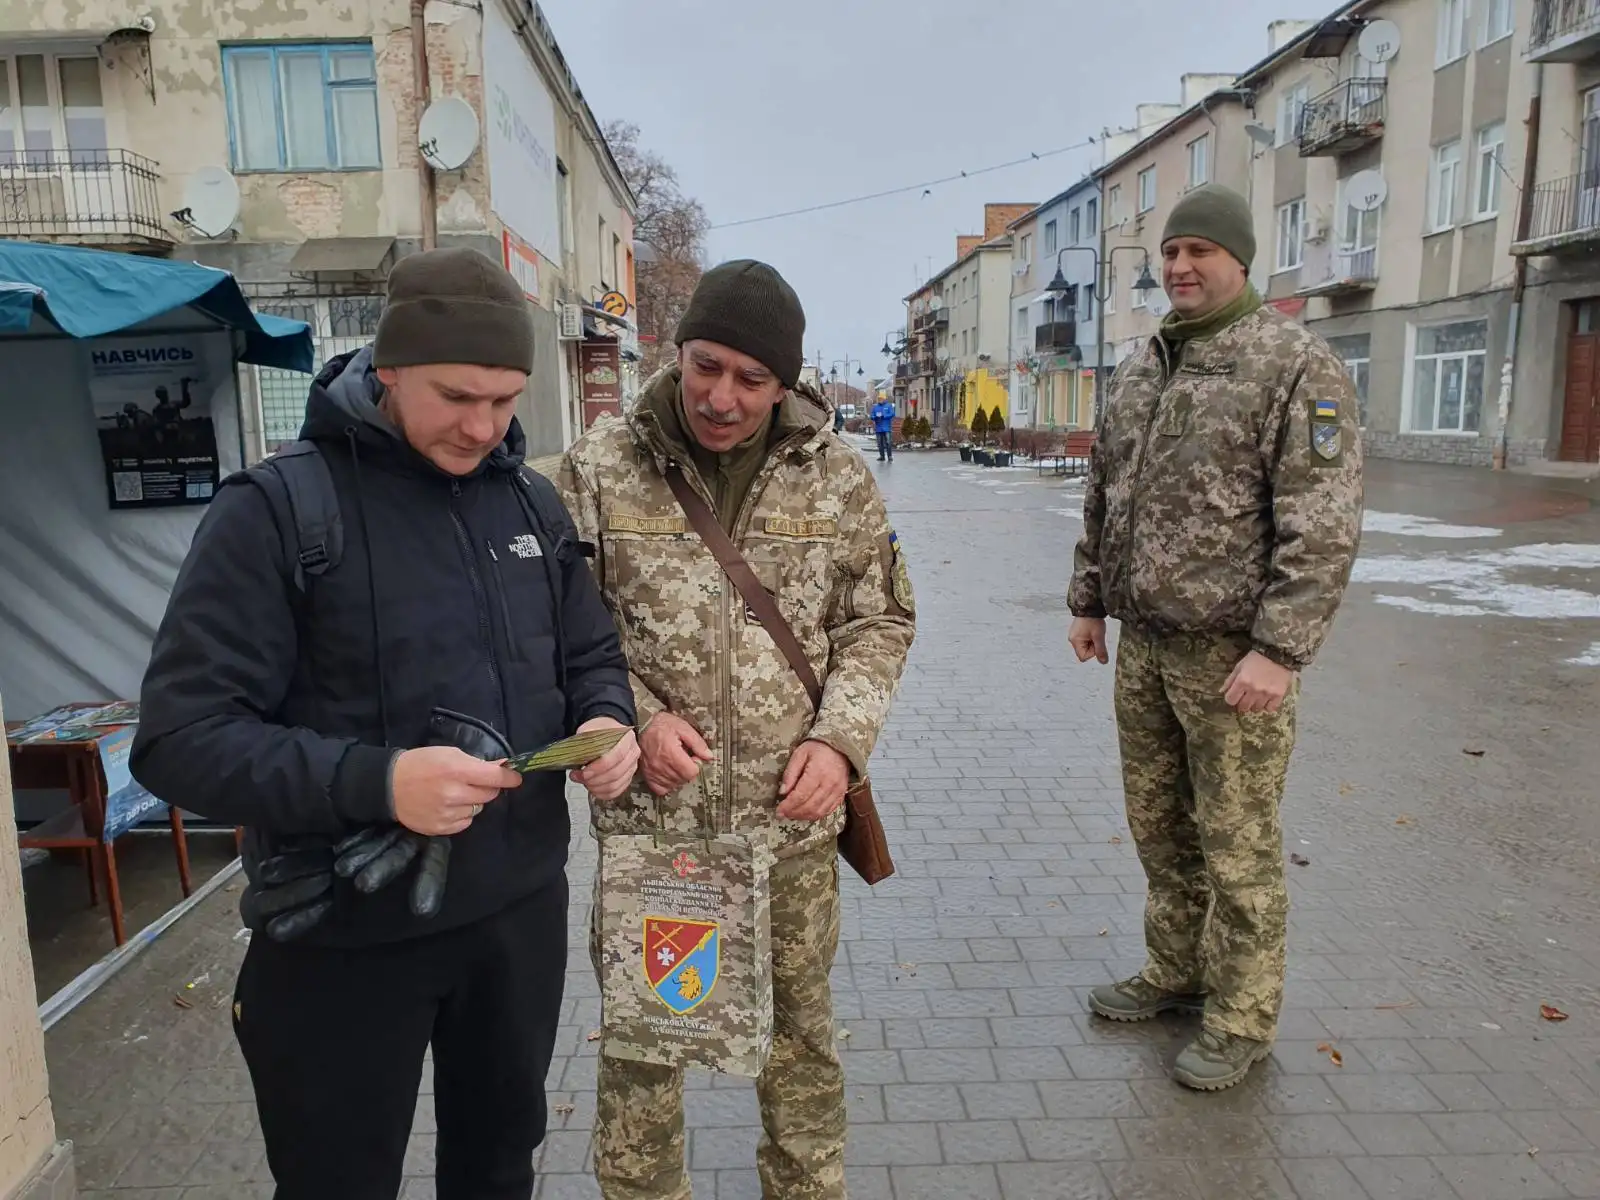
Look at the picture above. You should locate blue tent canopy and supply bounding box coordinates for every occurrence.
[0,241,314,373]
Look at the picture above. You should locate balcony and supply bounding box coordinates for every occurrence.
[1296,246,1379,297]
[1512,171,1600,254]
[0,150,171,251]
[1298,79,1386,157]
[894,362,912,381]
[1528,0,1600,62]
[913,306,950,331]
[1035,320,1078,352]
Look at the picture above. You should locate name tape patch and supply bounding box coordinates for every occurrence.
[608,514,687,535]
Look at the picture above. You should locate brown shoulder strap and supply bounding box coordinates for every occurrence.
[664,465,824,711]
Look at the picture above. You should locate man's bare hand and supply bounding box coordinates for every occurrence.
[390,746,521,837]
[1222,650,1295,714]
[1069,617,1109,664]
[638,711,714,797]
[777,740,851,822]
[569,716,641,803]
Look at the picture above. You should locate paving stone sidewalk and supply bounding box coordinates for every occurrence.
[42,450,1600,1199]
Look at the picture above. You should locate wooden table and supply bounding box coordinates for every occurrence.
[8,708,192,946]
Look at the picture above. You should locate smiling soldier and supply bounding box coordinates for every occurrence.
[557,259,916,1198]
[1067,184,1363,1091]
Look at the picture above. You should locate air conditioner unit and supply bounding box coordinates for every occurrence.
[1303,214,1331,244]
[558,303,583,340]
[1012,259,1031,276]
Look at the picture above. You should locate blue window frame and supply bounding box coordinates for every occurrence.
[221,42,380,172]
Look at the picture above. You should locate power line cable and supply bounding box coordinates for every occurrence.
[706,137,1100,231]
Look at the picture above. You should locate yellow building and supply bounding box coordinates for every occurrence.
[956,368,1010,432]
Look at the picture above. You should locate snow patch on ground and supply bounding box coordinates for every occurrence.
[1363,511,1502,539]
[1354,543,1600,620]
[1567,642,1600,666]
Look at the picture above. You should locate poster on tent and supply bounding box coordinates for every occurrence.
[86,335,222,510]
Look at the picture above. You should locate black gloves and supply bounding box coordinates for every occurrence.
[242,708,512,942]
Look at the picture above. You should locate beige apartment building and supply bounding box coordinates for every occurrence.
[1237,0,1591,467]
[0,0,637,459]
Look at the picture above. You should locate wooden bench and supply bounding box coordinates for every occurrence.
[1036,430,1097,477]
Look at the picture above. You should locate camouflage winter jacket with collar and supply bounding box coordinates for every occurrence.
[556,366,916,858]
[1067,302,1364,670]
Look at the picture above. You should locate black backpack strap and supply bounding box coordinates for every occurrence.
[232,441,343,594]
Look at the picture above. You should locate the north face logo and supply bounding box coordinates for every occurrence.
[509,534,542,559]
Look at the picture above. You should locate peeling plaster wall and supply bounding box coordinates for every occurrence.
[0,699,58,1198]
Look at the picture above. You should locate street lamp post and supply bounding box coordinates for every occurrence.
[1043,245,1159,427]
[829,359,866,414]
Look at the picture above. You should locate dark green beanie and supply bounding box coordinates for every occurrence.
[1162,183,1255,269]
[674,259,805,388]
[372,247,534,374]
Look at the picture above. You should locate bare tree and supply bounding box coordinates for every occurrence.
[604,120,709,376]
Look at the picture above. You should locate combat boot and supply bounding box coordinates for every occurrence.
[1088,975,1206,1022]
[1172,1029,1272,1091]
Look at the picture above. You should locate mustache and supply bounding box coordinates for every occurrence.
[695,406,741,427]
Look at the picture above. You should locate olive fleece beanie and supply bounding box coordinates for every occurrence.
[1162,183,1256,269]
[674,259,806,388]
[372,247,535,373]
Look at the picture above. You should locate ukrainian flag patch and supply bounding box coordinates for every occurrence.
[1314,398,1339,421]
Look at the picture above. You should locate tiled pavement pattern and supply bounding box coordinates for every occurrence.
[43,450,1600,1199]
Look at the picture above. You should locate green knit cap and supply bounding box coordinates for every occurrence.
[675,259,806,388]
[372,247,534,374]
[1162,183,1255,269]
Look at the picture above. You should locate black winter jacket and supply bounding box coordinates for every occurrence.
[131,348,634,946]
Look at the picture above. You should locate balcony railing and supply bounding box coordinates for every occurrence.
[1298,79,1386,157]
[1529,0,1600,61]
[913,306,950,331]
[894,362,912,381]
[0,150,171,248]
[1513,171,1600,253]
[1297,246,1379,297]
[1035,320,1078,352]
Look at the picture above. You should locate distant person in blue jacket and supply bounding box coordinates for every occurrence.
[871,400,896,462]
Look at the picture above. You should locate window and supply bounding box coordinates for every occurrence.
[1437,0,1469,65]
[1326,334,1371,427]
[1069,208,1081,244]
[1474,122,1505,218]
[0,53,106,165]
[1429,140,1462,231]
[1080,283,1094,321]
[557,160,574,263]
[1410,320,1487,432]
[1085,198,1098,237]
[598,216,609,286]
[1043,219,1058,256]
[1137,166,1156,213]
[1015,307,1029,340]
[1020,232,1032,261]
[1338,180,1381,279]
[1481,0,1513,44]
[1132,278,1147,309]
[1276,198,1306,271]
[222,43,379,171]
[1108,186,1122,224]
[1105,267,1117,314]
[1278,81,1310,144]
[1187,134,1210,188]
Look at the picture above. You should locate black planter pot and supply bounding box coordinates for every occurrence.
[959,446,972,462]
[993,451,1012,467]
[975,449,993,467]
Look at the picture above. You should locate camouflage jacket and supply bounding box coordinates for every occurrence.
[1067,303,1363,670]
[556,367,916,858]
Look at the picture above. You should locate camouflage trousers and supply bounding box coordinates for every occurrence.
[590,838,845,1200]
[1113,628,1298,1043]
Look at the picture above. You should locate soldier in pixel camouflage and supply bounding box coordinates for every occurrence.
[557,259,916,1197]
[1067,183,1363,1092]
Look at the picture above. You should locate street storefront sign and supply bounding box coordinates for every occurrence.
[87,335,220,509]
[580,339,622,429]
[596,831,774,1078]
[502,229,541,306]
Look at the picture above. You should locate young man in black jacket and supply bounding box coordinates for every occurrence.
[132,247,640,1200]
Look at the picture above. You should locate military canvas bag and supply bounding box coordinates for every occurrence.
[596,793,776,1078]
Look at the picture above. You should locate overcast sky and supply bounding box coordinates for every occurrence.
[543,0,1312,382]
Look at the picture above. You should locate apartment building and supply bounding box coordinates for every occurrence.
[1007,177,1102,429]
[1511,0,1600,464]
[0,0,636,459]
[902,202,1033,435]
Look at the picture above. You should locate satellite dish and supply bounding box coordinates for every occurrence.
[1358,19,1401,63]
[181,166,240,238]
[1346,169,1388,212]
[418,97,480,172]
[1146,290,1172,318]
